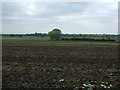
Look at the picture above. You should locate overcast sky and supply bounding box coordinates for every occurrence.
[2,2,118,34]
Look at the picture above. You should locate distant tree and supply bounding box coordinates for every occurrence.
[9,34,16,37]
[48,29,62,40]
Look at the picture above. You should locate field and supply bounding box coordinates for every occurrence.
[2,36,120,89]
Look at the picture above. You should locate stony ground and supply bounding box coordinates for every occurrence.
[2,40,120,89]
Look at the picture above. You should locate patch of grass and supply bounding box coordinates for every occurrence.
[2,65,11,71]
[27,62,39,65]
[74,83,82,89]
[54,84,61,88]
[99,68,120,73]
[2,36,118,46]
[21,82,32,88]
[15,66,24,71]
[56,74,64,80]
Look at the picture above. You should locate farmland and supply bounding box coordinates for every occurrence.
[2,36,120,89]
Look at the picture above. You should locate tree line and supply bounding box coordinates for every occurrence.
[2,28,119,42]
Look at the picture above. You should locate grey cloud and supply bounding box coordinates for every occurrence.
[2,2,118,34]
[2,2,89,20]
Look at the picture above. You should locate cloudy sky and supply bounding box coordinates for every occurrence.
[2,2,118,34]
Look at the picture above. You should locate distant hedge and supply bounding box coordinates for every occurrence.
[61,37,116,42]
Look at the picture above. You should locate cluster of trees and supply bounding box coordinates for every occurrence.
[2,33,48,37]
[2,28,120,42]
[8,34,23,37]
[48,29,62,40]
[61,37,116,42]
[62,34,119,37]
[27,33,48,37]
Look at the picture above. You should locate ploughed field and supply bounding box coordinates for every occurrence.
[2,37,120,89]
